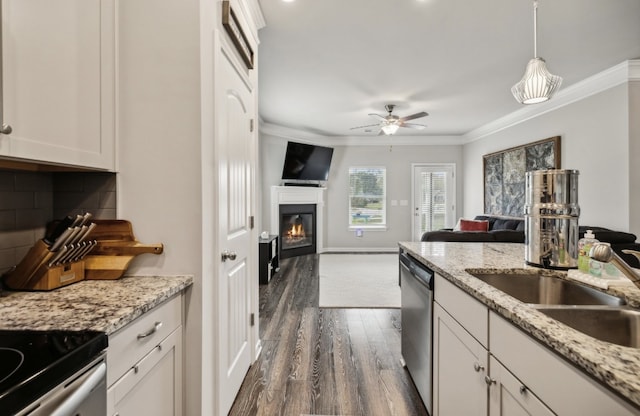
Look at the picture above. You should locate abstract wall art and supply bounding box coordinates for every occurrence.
[483,136,561,217]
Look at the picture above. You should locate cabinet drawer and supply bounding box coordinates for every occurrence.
[107,326,183,416]
[434,273,488,347]
[490,311,639,415]
[107,295,182,386]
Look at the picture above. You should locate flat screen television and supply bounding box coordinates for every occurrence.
[281,141,334,182]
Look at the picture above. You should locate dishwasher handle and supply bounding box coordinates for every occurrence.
[400,252,434,290]
[50,362,106,416]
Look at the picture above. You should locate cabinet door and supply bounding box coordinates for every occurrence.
[488,356,553,416]
[107,326,183,416]
[1,0,115,170]
[433,302,488,416]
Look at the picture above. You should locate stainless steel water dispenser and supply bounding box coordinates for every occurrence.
[524,169,580,269]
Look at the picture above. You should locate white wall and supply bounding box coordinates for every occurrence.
[629,81,640,235]
[462,83,634,234]
[259,135,463,250]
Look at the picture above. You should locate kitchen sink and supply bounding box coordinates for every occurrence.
[536,307,640,348]
[466,269,626,306]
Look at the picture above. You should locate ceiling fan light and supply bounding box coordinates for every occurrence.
[381,124,399,135]
[511,57,563,104]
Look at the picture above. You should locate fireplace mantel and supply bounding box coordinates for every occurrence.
[271,186,325,254]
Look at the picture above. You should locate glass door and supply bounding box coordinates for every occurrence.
[412,164,456,241]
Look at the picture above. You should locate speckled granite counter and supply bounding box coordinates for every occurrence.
[399,241,640,409]
[0,275,193,335]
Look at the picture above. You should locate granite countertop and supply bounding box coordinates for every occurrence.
[0,275,193,335]
[399,241,640,409]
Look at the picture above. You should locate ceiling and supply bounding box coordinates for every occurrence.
[256,0,640,140]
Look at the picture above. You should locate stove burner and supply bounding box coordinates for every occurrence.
[0,348,24,385]
[0,330,107,416]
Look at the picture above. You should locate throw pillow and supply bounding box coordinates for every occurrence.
[459,219,489,232]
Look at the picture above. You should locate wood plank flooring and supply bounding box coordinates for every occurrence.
[229,254,429,416]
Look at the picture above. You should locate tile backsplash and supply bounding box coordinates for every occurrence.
[0,170,116,276]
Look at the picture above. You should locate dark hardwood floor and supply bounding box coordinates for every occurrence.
[229,254,429,416]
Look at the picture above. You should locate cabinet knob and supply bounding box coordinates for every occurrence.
[473,362,484,372]
[484,375,496,385]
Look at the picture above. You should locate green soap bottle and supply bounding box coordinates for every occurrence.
[577,230,598,273]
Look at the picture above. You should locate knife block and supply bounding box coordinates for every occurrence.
[83,220,164,280]
[1,240,86,291]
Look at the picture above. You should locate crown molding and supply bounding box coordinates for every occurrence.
[259,122,463,146]
[463,59,640,143]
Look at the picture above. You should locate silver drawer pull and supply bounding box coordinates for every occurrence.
[137,321,162,339]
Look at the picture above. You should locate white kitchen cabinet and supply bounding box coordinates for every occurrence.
[433,302,488,416]
[0,0,115,170]
[434,272,640,415]
[488,356,554,416]
[106,295,183,416]
[490,311,640,416]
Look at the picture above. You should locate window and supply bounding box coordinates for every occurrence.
[349,167,386,228]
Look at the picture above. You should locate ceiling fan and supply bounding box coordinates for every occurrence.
[350,104,428,135]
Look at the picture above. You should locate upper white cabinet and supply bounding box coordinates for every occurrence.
[0,0,115,170]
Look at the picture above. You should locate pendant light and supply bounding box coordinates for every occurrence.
[511,0,562,104]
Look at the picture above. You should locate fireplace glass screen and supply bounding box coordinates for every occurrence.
[280,213,313,250]
[279,204,316,259]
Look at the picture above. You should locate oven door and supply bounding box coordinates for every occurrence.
[18,354,106,416]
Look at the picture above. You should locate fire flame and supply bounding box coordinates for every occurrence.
[288,224,305,238]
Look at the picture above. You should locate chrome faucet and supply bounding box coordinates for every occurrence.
[589,243,640,289]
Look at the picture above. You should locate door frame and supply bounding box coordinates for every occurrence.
[411,163,457,241]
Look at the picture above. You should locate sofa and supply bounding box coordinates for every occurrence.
[421,215,640,268]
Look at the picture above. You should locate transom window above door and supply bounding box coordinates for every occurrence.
[348,167,386,229]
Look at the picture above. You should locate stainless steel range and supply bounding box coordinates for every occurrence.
[0,329,107,416]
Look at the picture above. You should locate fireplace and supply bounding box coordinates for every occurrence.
[271,185,325,257]
[279,204,316,259]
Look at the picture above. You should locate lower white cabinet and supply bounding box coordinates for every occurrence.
[433,273,640,416]
[106,295,183,416]
[433,302,488,416]
[488,356,553,416]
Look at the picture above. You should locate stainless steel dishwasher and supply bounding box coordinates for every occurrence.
[400,250,434,415]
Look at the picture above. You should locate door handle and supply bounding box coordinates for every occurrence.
[221,250,237,262]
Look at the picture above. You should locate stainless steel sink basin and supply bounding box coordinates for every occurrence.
[536,307,640,348]
[466,269,626,306]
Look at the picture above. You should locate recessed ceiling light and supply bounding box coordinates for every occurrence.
[282,0,295,2]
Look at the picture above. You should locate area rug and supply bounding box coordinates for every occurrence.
[318,253,400,308]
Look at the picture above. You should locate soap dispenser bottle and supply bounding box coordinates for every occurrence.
[578,230,599,272]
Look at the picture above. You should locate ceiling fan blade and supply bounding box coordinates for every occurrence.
[350,123,381,130]
[401,123,426,130]
[398,111,429,122]
[368,113,387,121]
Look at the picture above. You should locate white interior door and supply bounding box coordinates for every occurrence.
[412,164,456,241]
[216,49,253,415]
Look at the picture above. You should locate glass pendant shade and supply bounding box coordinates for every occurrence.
[511,57,562,104]
[381,123,399,135]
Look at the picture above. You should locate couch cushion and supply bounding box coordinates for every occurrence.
[491,230,526,243]
[460,219,489,232]
[421,231,496,242]
[579,226,637,244]
[492,218,523,231]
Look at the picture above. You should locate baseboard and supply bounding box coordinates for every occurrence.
[321,247,399,254]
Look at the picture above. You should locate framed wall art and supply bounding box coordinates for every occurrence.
[483,136,561,217]
[222,1,254,69]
